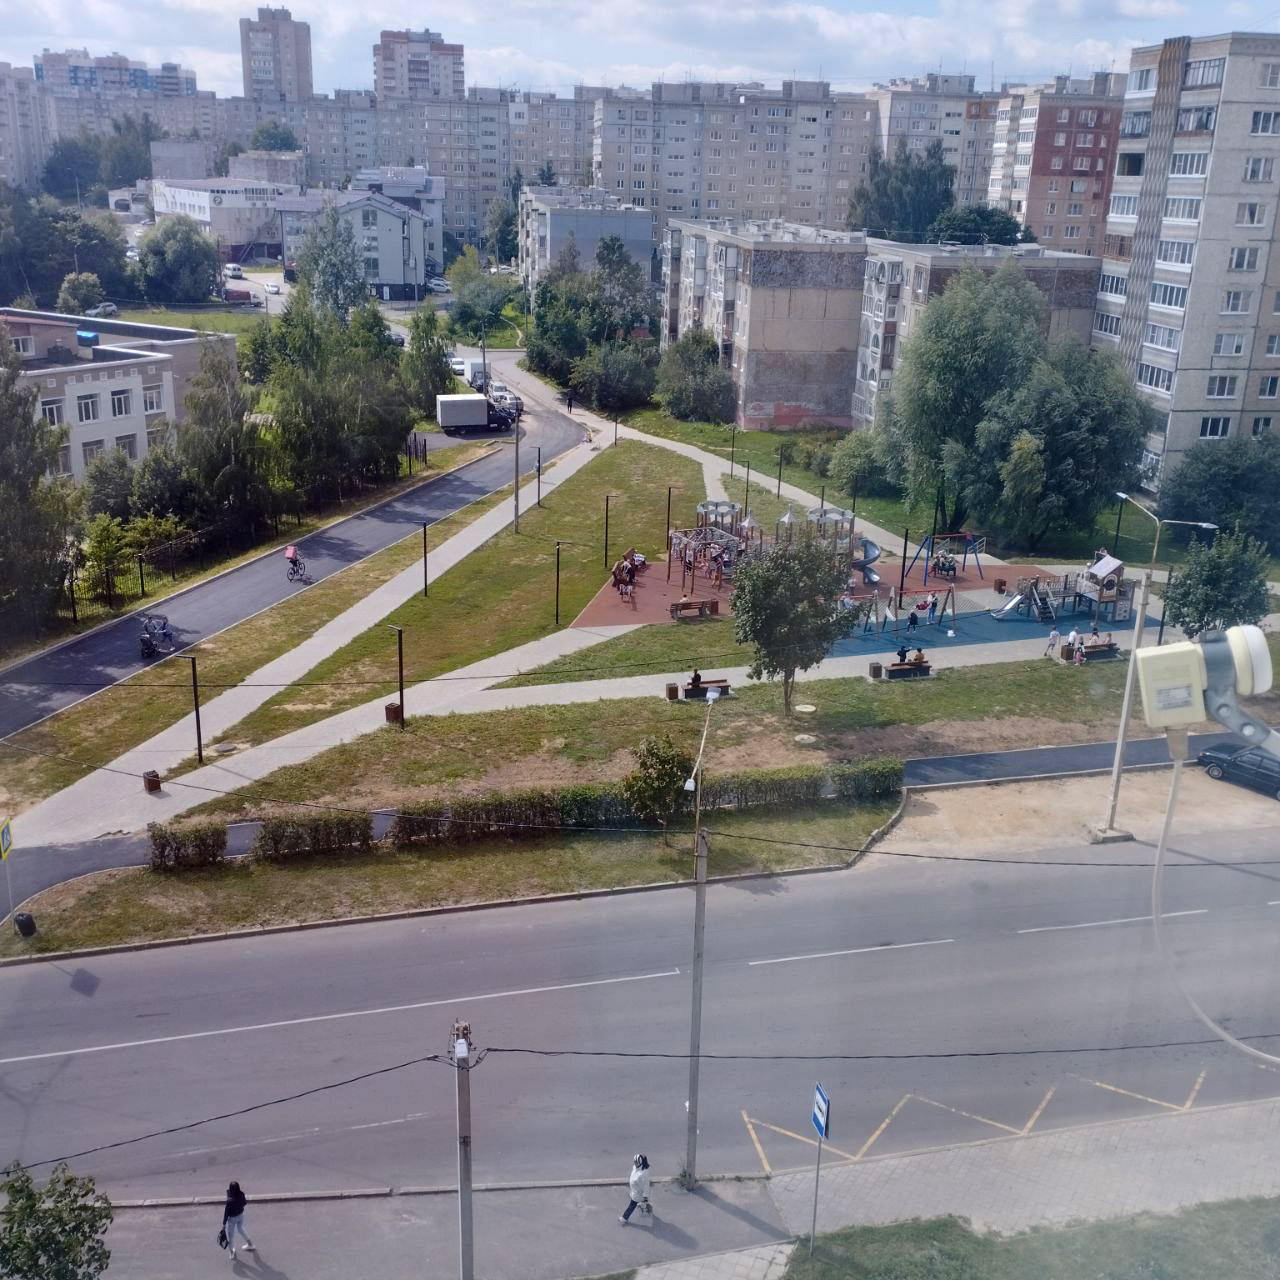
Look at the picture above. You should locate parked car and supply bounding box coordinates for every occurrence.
[488,381,523,412]
[428,279,451,294]
[389,332,405,347]
[264,282,281,294]
[448,357,466,376]
[83,302,118,318]
[1198,744,1280,800]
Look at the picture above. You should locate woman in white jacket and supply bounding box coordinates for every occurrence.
[619,1154,652,1223]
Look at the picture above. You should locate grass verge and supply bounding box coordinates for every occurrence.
[118,307,269,336]
[0,444,500,816]
[785,1199,1280,1279]
[208,440,707,749]
[0,799,895,956]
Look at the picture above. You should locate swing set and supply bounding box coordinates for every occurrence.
[903,532,986,586]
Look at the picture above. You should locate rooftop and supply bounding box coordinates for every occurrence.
[672,218,866,247]
[865,239,1097,262]
[521,185,648,213]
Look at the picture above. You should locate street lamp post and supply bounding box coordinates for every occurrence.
[388,625,405,730]
[1098,493,1217,836]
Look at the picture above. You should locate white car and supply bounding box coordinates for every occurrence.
[488,381,523,412]
[264,282,281,295]
[428,279,451,294]
[448,357,466,376]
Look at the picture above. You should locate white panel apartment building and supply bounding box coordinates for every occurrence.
[152,177,298,257]
[1093,32,1280,485]
[518,186,655,294]
[240,6,312,101]
[373,30,465,102]
[0,63,48,190]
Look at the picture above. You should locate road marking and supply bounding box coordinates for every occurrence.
[1070,1072,1191,1112]
[855,1094,911,1159]
[1016,909,1207,935]
[747,1117,859,1162]
[1183,1069,1207,1111]
[0,969,682,1066]
[1021,1086,1057,1135]
[166,1111,436,1162]
[741,1111,772,1176]
[746,938,954,967]
[910,1093,1022,1134]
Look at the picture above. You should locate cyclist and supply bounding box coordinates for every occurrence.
[285,545,302,579]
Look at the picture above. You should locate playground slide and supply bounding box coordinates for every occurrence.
[989,593,1025,621]
[850,537,881,586]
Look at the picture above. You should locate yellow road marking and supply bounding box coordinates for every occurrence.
[1070,1072,1183,1111]
[1182,1070,1207,1111]
[855,1094,911,1159]
[741,1111,772,1175]
[910,1093,1021,1134]
[1021,1086,1057,1135]
[748,1117,860,1162]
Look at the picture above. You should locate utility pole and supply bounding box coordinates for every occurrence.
[898,527,909,598]
[422,523,429,597]
[666,485,677,582]
[536,446,542,506]
[777,444,784,498]
[513,416,521,533]
[555,541,562,626]
[743,461,751,516]
[388,626,405,729]
[188,657,204,765]
[452,1020,475,1280]
[603,493,611,570]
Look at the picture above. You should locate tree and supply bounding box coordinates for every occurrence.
[732,540,858,713]
[622,734,693,843]
[82,513,129,600]
[99,115,162,188]
[657,328,736,423]
[1162,527,1270,638]
[0,321,76,631]
[402,306,454,419]
[880,262,1047,528]
[569,342,655,412]
[828,428,892,507]
[588,235,653,341]
[250,120,299,151]
[848,138,956,242]
[295,202,367,323]
[508,166,524,205]
[213,140,244,178]
[483,197,517,264]
[242,317,276,383]
[926,204,1034,246]
[55,272,105,314]
[536,159,556,186]
[0,1161,112,1280]
[345,302,400,368]
[42,136,102,201]
[135,215,220,305]
[1159,433,1280,550]
[83,448,134,520]
[130,441,195,518]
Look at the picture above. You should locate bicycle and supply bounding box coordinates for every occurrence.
[286,557,306,582]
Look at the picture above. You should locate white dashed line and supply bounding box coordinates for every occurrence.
[1017,909,1208,935]
[747,939,954,967]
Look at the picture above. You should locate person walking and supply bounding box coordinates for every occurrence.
[566,391,574,413]
[907,609,919,634]
[1044,626,1060,658]
[222,1181,254,1260]
[619,1154,652,1224]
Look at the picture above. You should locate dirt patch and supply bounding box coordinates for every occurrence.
[889,770,1279,857]
[821,715,1126,762]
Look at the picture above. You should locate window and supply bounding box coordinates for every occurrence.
[1067,202,1084,216]
[1070,179,1087,193]
[146,426,167,451]
[11,334,32,355]
[1050,156,1063,171]
[40,398,63,425]
[1145,322,1180,352]
[114,433,137,459]
[1128,68,1154,92]
[1237,202,1267,226]
[1254,416,1273,436]
[1269,335,1280,357]
[1164,197,1201,221]
[1099,273,1128,298]
[1183,57,1225,87]
[1109,194,1138,217]
[1251,111,1280,135]
[1121,110,1151,137]
[1175,106,1216,133]
[1149,281,1187,309]
[1200,416,1231,438]
[1116,153,1144,176]
[1244,157,1274,182]
[81,439,105,464]
[1230,247,1260,271]
[1076,133,1095,148]
[1063,225,1081,239]
[1044,201,1057,215]
[142,384,163,414]
[1042,224,1054,238]
[1263,64,1280,89]
[1054,131,1067,146]
[361,208,377,228]
[77,393,99,423]
[1094,311,1122,337]
[110,388,131,417]
[1261,376,1280,398]
[54,444,71,475]
[1206,375,1238,397]
[1222,290,1252,313]
[1156,239,1195,266]
[1169,151,1207,176]
[1137,363,1174,393]
[1214,332,1244,356]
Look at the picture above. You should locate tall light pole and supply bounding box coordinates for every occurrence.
[1097,493,1217,836]
[684,686,720,1185]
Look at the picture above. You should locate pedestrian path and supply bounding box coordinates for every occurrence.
[633,1241,796,1280]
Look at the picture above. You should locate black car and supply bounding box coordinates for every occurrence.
[389,332,405,347]
[1198,745,1280,800]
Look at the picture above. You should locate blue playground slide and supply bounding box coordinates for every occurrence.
[851,536,881,586]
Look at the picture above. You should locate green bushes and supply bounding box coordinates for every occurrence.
[700,765,827,810]
[147,820,228,870]
[252,812,373,861]
[832,757,904,801]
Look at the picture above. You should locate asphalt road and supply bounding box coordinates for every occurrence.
[0,407,585,741]
[3,823,1279,1199]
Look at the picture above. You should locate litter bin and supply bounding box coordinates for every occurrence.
[869,661,883,680]
[14,912,36,938]
[994,577,1007,595]
[385,701,403,725]
[143,770,161,794]
[665,682,679,701]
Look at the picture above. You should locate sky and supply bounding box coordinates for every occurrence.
[3,0,1275,99]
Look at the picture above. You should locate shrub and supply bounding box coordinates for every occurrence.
[701,765,827,810]
[832,757,905,801]
[148,820,228,871]
[251,812,373,861]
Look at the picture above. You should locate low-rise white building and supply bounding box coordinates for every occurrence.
[152,176,299,259]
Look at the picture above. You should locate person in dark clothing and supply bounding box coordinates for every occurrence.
[690,668,703,689]
[907,610,919,633]
[222,1182,254,1259]
[566,392,574,412]
[896,644,909,664]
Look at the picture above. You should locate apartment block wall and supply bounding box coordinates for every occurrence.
[0,63,48,190]
[373,30,465,102]
[240,6,312,102]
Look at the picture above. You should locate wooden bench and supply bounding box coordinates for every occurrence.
[886,661,932,680]
[670,598,719,621]
[684,678,731,699]
[1064,641,1119,663]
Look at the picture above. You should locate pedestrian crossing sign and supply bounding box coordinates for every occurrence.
[0,817,10,861]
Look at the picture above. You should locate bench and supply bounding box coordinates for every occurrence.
[886,661,932,680]
[670,598,719,621]
[1064,641,1119,663]
[684,678,731,699]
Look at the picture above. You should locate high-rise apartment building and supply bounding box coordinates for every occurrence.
[1093,32,1280,484]
[240,7,312,102]
[34,48,198,96]
[373,30,464,101]
[866,74,1001,207]
[518,185,655,295]
[0,63,48,190]
[988,73,1125,254]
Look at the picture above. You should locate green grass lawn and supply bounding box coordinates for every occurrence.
[204,440,707,751]
[0,798,895,956]
[118,307,269,336]
[785,1199,1280,1279]
[0,444,499,816]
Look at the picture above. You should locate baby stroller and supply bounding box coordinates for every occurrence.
[139,613,175,660]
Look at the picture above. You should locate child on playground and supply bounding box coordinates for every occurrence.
[1044,627,1060,658]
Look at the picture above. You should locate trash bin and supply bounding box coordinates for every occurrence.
[143,770,161,794]
[14,913,35,938]
[869,661,883,680]
[665,682,679,701]
[994,577,1007,595]
[385,701,403,725]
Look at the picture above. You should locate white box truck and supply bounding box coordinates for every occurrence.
[436,393,510,434]
[463,358,488,389]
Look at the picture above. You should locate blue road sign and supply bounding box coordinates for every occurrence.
[811,1082,830,1140]
[0,817,10,861]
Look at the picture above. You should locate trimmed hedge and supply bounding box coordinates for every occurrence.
[832,757,904,802]
[148,820,228,871]
[251,812,373,862]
